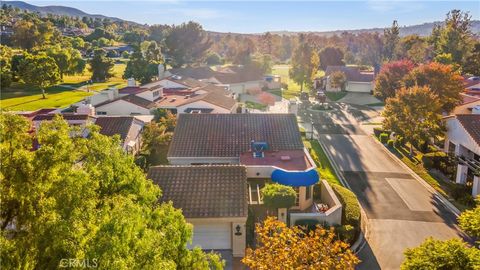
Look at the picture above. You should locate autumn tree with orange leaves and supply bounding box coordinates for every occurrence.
[242,217,360,270]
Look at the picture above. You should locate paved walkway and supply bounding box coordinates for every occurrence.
[301,103,465,270]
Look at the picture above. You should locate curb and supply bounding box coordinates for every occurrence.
[317,137,369,255]
[370,136,461,217]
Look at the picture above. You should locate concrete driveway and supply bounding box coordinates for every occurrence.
[303,103,465,270]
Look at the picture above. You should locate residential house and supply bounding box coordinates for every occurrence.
[150,113,342,257]
[28,109,151,154]
[321,66,374,93]
[452,93,480,115]
[444,114,480,197]
[168,65,264,96]
[90,76,237,116]
[147,165,247,257]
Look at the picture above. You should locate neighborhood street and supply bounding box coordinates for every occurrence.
[301,102,466,270]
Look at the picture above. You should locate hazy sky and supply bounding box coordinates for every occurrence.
[26,1,480,33]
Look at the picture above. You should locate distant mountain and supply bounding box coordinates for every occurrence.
[3,1,138,24]
[268,21,480,37]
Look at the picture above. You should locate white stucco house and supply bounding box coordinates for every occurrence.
[87,75,237,116]
[168,66,264,97]
[321,66,375,93]
[444,114,480,197]
[151,113,342,258]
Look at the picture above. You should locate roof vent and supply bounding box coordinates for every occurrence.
[251,140,268,158]
[280,155,291,161]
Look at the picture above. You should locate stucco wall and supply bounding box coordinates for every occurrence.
[230,81,263,95]
[289,180,342,226]
[95,100,150,116]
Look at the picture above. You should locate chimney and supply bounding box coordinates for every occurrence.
[76,103,95,116]
[158,64,165,79]
[127,78,136,87]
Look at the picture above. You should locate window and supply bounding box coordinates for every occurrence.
[97,111,107,115]
[306,186,312,200]
[248,183,264,204]
[153,90,160,97]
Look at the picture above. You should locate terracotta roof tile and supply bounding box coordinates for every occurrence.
[456,114,480,146]
[147,165,247,218]
[168,114,303,158]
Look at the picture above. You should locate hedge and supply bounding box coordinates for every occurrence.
[373,127,390,138]
[387,139,394,148]
[332,184,361,230]
[379,133,389,144]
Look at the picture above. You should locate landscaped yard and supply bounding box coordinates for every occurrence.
[1,62,127,111]
[245,101,268,111]
[270,65,324,100]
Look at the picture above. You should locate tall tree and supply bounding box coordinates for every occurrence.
[382,86,444,155]
[319,46,345,71]
[435,10,474,68]
[12,19,57,50]
[88,49,114,82]
[164,21,212,67]
[401,238,480,270]
[373,59,414,100]
[404,62,464,113]
[123,50,159,85]
[242,217,359,269]
[289,35,319,92]
[0,45,13,88]
[45,45,85,79]
[463,42,480,76]
[0,114,223,269]
[329,71,347,90]
[18,52,60,99]
[383,20,400,61]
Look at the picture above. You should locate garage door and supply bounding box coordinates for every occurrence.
[189,223,232,250]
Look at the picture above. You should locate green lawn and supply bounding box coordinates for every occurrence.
[271,65,325,100]
[245,101,267,111]
[1,63,127,111]
[304,139,342,186]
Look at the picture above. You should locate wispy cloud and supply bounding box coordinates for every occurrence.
[143,7,226,20]
[367,0,425,13]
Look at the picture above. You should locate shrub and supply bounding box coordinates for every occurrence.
[379,133,389,144]
[395,136,404,148]
[387,139,394,148]
[450,184,471,200]
[335,224,356,244]
[332,184,360,229]
[422,151,448,170]
[294,219,322,232]
[374,127,391,138]
[261,183,296,209]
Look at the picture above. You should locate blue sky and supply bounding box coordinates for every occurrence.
[27,1,480,33]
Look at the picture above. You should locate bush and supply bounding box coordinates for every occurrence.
[379,133,389,144]
[422,151,448,170]
[261,183,296,209]
[374,127,391,138]
[294,219,322,232]
[387,139,394,148]
[332,185,360,229]
[335,224,356,244]
[450,184,471,200]
[394,136,404,148]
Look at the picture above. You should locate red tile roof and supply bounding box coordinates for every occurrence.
[147,165,248,218]
[456,114,480,146]
[326,66,374,82]
[168,114,303,158]
[95,116,142,143]
[32,114,94,121]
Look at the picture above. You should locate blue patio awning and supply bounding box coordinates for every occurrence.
[271,168,319,187]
